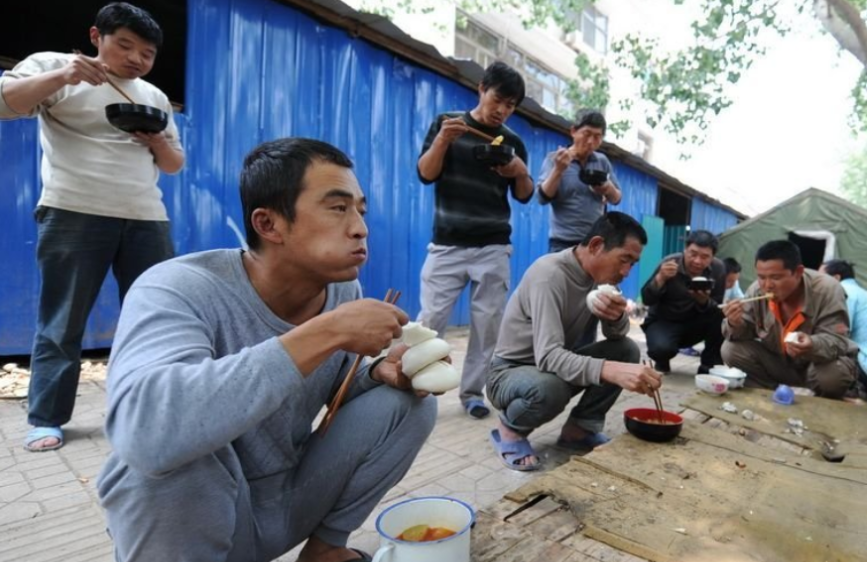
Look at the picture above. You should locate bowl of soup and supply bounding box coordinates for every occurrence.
[624,408,683,442]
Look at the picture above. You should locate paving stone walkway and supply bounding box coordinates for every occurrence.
[0,324,701,562]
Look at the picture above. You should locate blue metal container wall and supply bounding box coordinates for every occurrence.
[610,162,658,300]
[0,113,190,354]
[691,197,738,235]
[1,0,698,353]
[0,119,40,353]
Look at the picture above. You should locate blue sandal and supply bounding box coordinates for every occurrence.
[489,429,540,472]
[24,426,64,452]
[556,431,610,453]
[464,399,490,419]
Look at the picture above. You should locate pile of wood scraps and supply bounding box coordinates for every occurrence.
[0,363,29,399]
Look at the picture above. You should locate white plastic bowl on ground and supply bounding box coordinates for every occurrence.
[695,374,729,396]
[708,365,747,389]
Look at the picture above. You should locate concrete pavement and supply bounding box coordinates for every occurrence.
[0,325,701,562]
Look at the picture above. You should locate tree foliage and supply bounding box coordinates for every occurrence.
[610,1,791,146]
[841,142,867,207]
[358,0,867,147]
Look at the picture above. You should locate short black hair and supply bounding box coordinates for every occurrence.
[723,257,741,275]
[480,62,525,106]
[580,211,648,250]
[822,259,855,280]
[573,109,607,136]
[95,2,163,48]
[685,230,718,254]
[755,240,802,271]
[240,138,354,250]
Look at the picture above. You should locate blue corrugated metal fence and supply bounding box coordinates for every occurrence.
[0,0,735,354]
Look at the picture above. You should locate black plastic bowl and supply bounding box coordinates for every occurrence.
[624,408,683,443]
[579,168,609,186]
[688,277,714,292]
[473,144,515,166]
[105,103,168,134]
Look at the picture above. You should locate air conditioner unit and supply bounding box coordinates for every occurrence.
[562,30,585,52]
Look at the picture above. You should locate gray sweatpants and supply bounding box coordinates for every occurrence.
[721,339,857,399]
[417,243,511,405]
[486,338,641,434]
[98,387,437,562]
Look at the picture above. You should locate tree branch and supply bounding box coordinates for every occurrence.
[815,0,867,65]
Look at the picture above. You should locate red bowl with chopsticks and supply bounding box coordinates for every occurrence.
[624,408,683,442]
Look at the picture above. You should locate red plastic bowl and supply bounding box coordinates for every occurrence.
[624,408,683,442]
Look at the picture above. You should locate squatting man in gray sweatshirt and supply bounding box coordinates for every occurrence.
[96,138,437,562]
[486,212,663,471]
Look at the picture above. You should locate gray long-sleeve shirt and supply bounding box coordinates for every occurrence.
[494,249,629,386]
[98,249,379,480]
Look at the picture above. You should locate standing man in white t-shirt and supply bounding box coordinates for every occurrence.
[0,2,184,452]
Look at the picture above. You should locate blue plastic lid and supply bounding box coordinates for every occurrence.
[772,384,795,405]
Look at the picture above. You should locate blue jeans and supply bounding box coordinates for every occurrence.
[28,207,174,427]
[98,388,437,562]
[486,338,640,435]
[642,313,724,369]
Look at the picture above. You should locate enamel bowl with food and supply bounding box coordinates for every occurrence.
[695,374,729,396]
[708,365,747,389]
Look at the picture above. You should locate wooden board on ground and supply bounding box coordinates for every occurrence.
[683,388,867,467]
[472,419,867,562]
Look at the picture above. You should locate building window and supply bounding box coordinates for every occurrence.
[455,15,575,115]
[455,18,500,70]
[580,5,608,54]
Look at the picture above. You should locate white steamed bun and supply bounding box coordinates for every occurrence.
[411,360,460,393]
[401,338,451,377]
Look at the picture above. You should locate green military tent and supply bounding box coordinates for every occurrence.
[718,188,867,289]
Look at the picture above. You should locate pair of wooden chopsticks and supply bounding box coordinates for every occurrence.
[317,289,401,435]
[439,116,496,142]
[718,292,774,309]
[464,125,495,142]
[643,359,664,423]
[72,49,137,104]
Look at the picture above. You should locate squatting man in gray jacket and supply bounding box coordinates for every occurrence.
[486,212,663,471]
[97,138,437,562]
